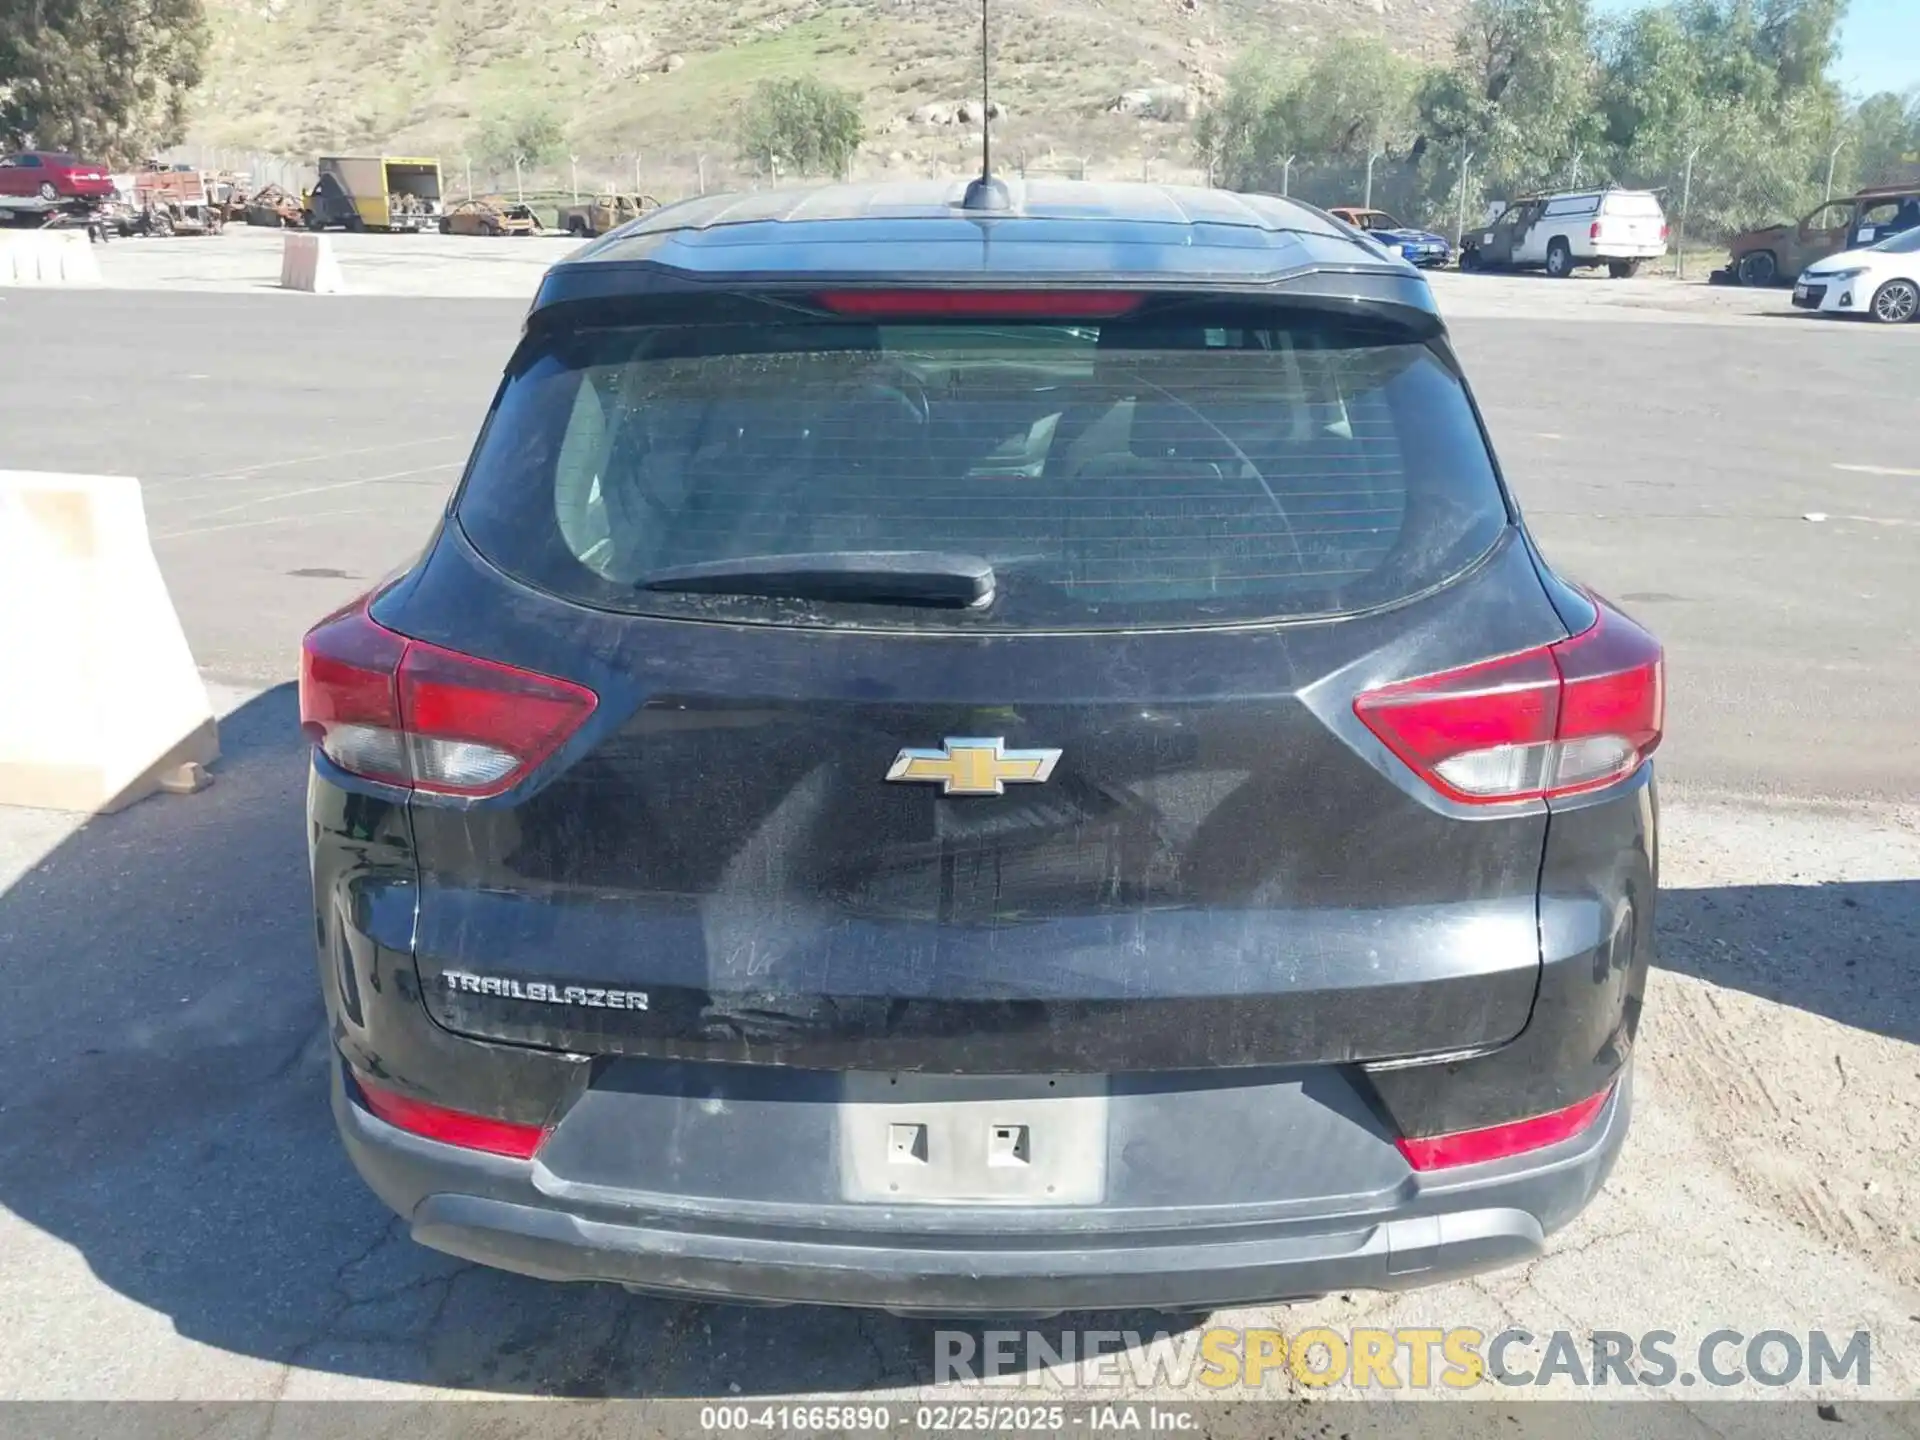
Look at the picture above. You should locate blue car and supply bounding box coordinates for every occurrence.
[1331,206,1454,267]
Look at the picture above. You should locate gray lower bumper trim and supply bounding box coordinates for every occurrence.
[336,1062,1627,1315]
[410,1193,1544,1313]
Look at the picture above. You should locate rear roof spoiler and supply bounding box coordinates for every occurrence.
[526,267,1446,344]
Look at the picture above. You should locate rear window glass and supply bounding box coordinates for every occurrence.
[1601,193,1663,217]
[455,312,1509,631]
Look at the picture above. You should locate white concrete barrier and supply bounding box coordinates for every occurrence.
[0,230,102,286]
[0,472,218,814]
[279,232,347,293]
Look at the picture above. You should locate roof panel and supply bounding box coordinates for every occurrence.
[532,178,1434,314]
[590,179,1347,242]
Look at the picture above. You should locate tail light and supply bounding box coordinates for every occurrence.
[1660,223,1670,242]
[1589,220,1603,240]
[1396,1084,1614,1170]
[299,599,596,798]
[1354,600,1663,805]
[352,1073,548,1158]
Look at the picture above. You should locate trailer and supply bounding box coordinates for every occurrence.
[309,156,443,232]
[0,192,114,241]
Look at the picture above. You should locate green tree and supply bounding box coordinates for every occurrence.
[1198,39,1417,195]
[1593,0,1856,235]
[735,76,865,179]
[0,0,208,162]
[1853,90,1920,186]
[1420,0,1603,193]
[473,104,566,171]
[1754,0,1845,94]
[1196,50,1290,185]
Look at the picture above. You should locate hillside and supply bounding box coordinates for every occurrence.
[187,0,1467,191]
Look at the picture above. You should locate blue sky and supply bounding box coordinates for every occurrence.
[1591,0,1920,97]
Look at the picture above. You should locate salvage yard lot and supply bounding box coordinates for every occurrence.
[0,282,1916,1414]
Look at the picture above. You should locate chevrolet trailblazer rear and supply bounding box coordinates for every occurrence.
[300,179,1662,1314]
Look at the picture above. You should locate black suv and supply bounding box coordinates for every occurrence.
[301,179,1663,1314]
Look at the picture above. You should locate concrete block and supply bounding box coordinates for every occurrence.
[279,232,347,293]
[0,230,103,286]
[0,472,219,814]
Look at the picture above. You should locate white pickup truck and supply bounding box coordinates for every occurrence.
[1461,188,1669,278]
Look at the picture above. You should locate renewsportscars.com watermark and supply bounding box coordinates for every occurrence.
[935,1326,1875,1391]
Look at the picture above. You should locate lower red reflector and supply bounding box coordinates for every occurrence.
[354,1074,547,1159]
[1395,1085,1614,1171]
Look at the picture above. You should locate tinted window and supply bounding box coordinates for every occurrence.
[1600,193,1663,217]
[14,155,41,168]
[457,312,1508,631]
[1543,195,1599,217]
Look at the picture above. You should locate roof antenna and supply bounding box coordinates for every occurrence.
[961,0,1011,212]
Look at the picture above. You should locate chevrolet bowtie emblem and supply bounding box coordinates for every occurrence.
[886,737,1062,796]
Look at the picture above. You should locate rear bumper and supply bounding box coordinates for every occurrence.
[333,1059,1630,1314]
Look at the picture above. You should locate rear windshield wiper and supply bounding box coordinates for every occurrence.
[637,551,995,609]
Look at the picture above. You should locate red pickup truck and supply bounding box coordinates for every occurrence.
[0,150,116,203]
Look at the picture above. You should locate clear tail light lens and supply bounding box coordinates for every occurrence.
[1354,599,1664,805]
[299,599,597,798]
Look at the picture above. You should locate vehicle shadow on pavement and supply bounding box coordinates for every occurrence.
[1658,878,1918,1047]
[0,686,1910,1396]
[0,687,1196,1397]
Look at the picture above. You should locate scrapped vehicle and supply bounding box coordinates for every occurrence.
[1460,188,1668,277]
[245,183,305,228]
[307,155,443,232]
[131,170,225,236]
[1718,185,1920,287]
[1793,225,1920,323]
[1327,206,1453,267]
[557,192,657,237]
[0,150,115,203]
[440,198,543,236]
[301,178,1664,1314]
[206,172,250,225]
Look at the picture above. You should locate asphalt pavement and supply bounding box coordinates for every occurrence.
[3,287,1914,800]
[0,284,1916,1417]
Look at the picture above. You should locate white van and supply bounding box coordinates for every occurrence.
[1462,189,1670,278]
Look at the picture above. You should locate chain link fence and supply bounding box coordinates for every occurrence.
[159,141,1205,215]
[165,135,1913,283]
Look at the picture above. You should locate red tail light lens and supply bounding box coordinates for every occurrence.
[813,290,1144,319]
[1589,220,1602,240]
[1395,1085,1614,1171]
[353,1073,548,1159]
[1659,223,1670,242]
[1354,600,1663,804]
[299,600,597,798]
